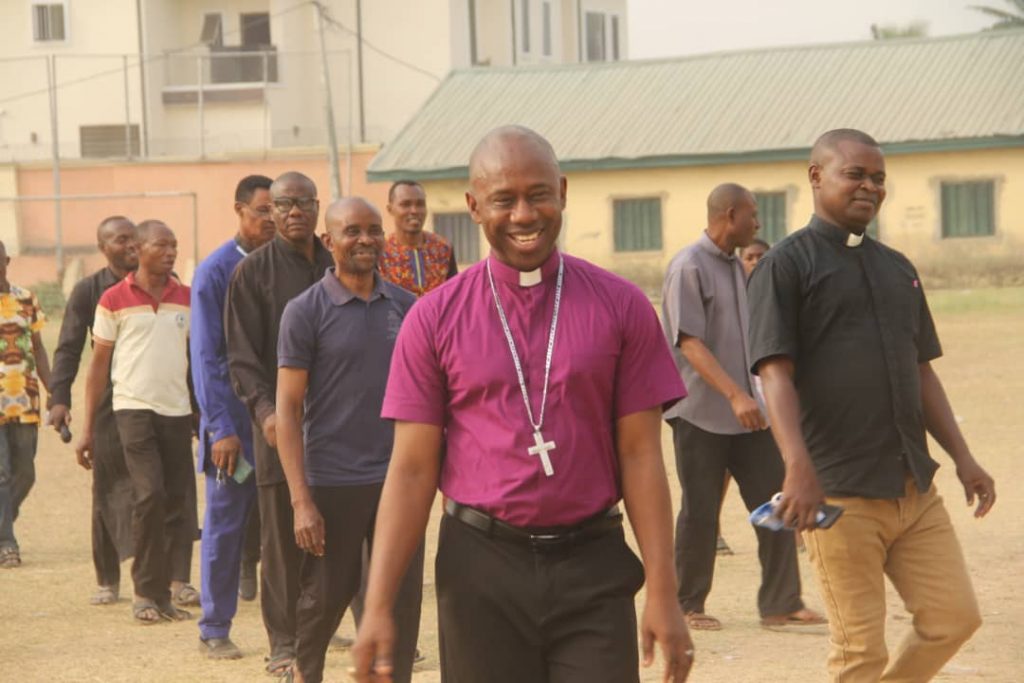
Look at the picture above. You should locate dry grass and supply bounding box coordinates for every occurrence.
[1,289,1020,682]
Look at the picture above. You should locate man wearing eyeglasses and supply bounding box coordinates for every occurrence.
[225,171,333,676]
[191,175,275,658]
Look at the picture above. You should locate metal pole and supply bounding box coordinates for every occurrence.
[197,54,205,159]
[123,54,132,159]
[135,0,149,156]
[47,54,64,277]
[191,191,199,273]
[346,51,353,193]
[315,2,343,199]
[355,0,365,143]
[262,50,269,157]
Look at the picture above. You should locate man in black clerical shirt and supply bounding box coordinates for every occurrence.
[748,129,995,682]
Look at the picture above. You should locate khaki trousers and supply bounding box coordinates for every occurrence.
[804,478,981,682]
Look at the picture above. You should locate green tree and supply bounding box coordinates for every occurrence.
[970,0,1024,29]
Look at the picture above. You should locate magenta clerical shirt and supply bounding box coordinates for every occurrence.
[381,249,686,527]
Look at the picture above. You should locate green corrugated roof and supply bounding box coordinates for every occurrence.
[367,30,1024,181]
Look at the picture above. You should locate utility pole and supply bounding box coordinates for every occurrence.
[47,55,64,278]
[315,1,343,199]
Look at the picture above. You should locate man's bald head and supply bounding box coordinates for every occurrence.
[96,215,133,244]
[810,129,880,166]
[707,183,754,223]
[705,183,760,250]
[271,171,317,198]
[464,126,566,272]
[468,125,560,182]
[135,219,172,245]
[324,196,381,232]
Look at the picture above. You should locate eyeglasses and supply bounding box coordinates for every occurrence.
[273,197,318,213]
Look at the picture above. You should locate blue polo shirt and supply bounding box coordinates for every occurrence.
[277,269,416,486]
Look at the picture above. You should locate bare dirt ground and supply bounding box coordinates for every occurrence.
[1,288,1021,683]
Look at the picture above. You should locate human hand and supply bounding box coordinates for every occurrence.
[262,414,278,448]
[74,430,95,471]
[349,609,396,682]
[776,459,825,531]
[293,498,325,557]
[211,435,242,476]
[729,393,767,431]
[49,404,71,431]
[956,457,996,518]
[641,593,694,682]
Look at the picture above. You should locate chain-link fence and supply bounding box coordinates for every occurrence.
[0,49,355,163]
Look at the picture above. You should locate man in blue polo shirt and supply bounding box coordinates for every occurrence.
[191,175,276,658]
[275,197,423,683]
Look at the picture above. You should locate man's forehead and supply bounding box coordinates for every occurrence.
[827,140,885,167]
[273,179,316,197]
[328,203,381,227]
[393,184,425,201]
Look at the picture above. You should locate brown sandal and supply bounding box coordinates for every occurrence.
[685,612,723,631]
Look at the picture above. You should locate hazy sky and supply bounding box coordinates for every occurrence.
[627,0,998,59]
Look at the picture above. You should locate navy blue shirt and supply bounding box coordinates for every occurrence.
[191,238,254,473]
[277,270,416,486]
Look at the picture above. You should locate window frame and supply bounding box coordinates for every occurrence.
[753,190,788,245]
[611,196,664,253]
[938,179,998,239]
[542,1,552,57]
[584,11,606,62]
[31,1,69,43]
[199,11,224,47]
[433,212,481,265]
[520,0,531,54]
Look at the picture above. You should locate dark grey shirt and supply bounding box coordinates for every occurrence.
[747,215,942,498]
[662,232,762,434]
[225,232,334,485]
[277,271,416,487]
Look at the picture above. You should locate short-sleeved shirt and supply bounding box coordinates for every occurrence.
[382,250,686,527]
[278,271,416,487]
[0,286,46,425]
[747,215,942,499]
[93,273,192,417]
[224,233,334,485]
[662,232,763,434]
[378,232,457,297]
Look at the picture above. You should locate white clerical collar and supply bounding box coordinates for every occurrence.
[519,268,543,287]
[846,231,864,248]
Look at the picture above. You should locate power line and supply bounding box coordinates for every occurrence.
[318,4,442,83]
[0,0,312,108]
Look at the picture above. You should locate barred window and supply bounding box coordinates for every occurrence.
[941,181,995,238]
[433,213,480,264]
[613,198,662,252]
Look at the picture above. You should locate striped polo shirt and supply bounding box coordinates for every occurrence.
[93,272,191,416]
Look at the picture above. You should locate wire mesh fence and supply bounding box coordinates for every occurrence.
[0,49,355,163]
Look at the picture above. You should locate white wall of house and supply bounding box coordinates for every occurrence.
[0,0,628,162]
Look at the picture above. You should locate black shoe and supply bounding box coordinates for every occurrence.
[239,561,258,601]
[199,637,243,660]
[413,648,425,664]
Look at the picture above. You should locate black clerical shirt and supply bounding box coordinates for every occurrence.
[224,232,333,485]
[748,215,942,499]
[49,267,122,408]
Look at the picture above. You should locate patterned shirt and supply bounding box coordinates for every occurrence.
[0,286,46,425]
[378,231,458,297]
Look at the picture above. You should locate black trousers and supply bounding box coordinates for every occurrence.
[90,401,134,587]
[242,496,261,566]
[436,514,644,683]
[114,410,196,604]
[670,418,803,617]
[295,483,423,683]
[258,481,303,657]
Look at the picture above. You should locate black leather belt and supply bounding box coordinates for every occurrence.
[444,499,623,551]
